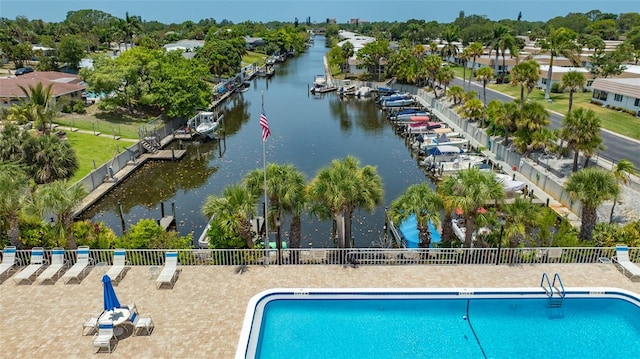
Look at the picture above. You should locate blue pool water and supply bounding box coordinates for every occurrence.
[252,295,640,359]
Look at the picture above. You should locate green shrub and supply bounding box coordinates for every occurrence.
[550,82,563,93]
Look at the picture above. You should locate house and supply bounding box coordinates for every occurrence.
[163,40,205,59]
[245,36,265,50]
[591,78,640,115]
[0,71,86,108]
[537,65,593,91]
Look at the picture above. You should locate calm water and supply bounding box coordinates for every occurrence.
[256,298,640,358]
[82,37,429,247]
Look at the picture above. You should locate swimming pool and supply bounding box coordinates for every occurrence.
[237,287,640,358]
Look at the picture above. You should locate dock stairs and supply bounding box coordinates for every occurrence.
[541,272,566,318]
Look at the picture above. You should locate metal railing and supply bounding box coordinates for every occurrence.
[6,247,638,267]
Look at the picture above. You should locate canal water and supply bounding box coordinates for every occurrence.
[82,37,432,248]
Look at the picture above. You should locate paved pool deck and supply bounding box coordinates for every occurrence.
[1,263,639,358]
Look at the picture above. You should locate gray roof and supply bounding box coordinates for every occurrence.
[591,78,640,98]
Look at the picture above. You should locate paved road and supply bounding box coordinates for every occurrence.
[451,78,640,170]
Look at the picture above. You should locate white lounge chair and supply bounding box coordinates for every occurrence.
[93,321,118,353]
[105,249,128,284]
[156,251,179,289]
[37,248,68,284]
[0,246,18,280]
[83,315,100,336]
[612,245,640,280]
[131,313,155,336]
[13,247,46,284]
[62,246,93,284]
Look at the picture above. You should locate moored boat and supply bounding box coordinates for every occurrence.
[189,111,223,140]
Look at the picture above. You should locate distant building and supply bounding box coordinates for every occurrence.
[245,36,265,50]
[0,71,86,108]
[327,18,337,25]
[538,65,593,91]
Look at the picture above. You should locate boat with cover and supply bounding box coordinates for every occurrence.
[310,75,337,94]
[382,98,415,108]
[190,111,222,139]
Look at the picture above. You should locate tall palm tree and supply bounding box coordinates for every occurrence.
[561,71,587,112]
[388,183,443,248]
[446,85,464,105]
[502,196,543,247]
[244,164,307,261]
[202,184,257,248]
[459,47,472,84]
[488,25,510,78]
[509,60,540,106]
[23,134,79,184]
[124,12,141,49]
[438,168,505,247]
[29,181,86,248]
[475,66,494,126]
[0,163,30,247]
[560,108,603,172]
[536,27,580,100]
[441,25,460,61]
[467,42,484,89]
[609,159,635,224]
[513,101,550,154]
[565,168,619,241]
[498,32,517,83]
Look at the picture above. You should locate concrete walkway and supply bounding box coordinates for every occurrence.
[0,263,638,358]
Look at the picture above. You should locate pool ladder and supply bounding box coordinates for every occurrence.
[541,273,566,310]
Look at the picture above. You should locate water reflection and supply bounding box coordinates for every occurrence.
[85,37,432,247]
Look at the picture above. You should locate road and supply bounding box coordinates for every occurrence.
[451,78,640,170]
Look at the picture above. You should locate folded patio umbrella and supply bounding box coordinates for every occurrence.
[102,274,121,312]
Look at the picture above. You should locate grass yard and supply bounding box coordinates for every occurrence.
[66,131,133,183]
[242,51,268,67]
[55,105,151,139]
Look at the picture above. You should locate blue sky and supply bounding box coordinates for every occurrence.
[1,0,638,24]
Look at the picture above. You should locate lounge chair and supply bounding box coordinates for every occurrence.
[105,249,129,284]
[62,246,93,284]
[13,247,46,284]
[156,251,179,289]
[37,248,68,284]
[0,246,18,280]
[612,245,640,280]
[93,321,118,353]
[83,315,101,336]
[131,313,155,336]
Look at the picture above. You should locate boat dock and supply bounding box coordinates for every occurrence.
[149,149,187,160]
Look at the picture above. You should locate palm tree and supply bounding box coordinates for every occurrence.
[307,156,383,249]
[510,60,540,106]
[467,42,484,89]
[388,183,443,248]
[0,123,30,162]
[502,197,544,248]
[488,25,510,78]
[23,134,79,184]
[475,66,494,126]
[244,164,307,261]
[202,184,257,248]
[513,101,550,154]
[446,85,464,105]
[435,65,454,98]
[536,27,580,100]
[560,108,603,172]
[441,25,460,61]
[18,82,56,133]
[438,168,505,247]
[565,168,619,241]
[458,98,484,123]
[498,33,517,83]
[124,12,141,49]
[0,163,30,247]
[459,47,472,84]
[29,181,86,248]
[561,71,587,112]
[609,159,635,224]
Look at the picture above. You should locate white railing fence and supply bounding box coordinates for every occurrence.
[8,247,638,267]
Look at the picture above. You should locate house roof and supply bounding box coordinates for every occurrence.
[0,72,86,100]
[591,78,640,98]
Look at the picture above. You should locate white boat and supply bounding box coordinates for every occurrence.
[339,81,357,96]
[495,173,525,193]
[190,111,222,139]
[310,75,337,94]
[382,98,415,108]
[419,146,486,174]
[356,86,372,98]
[414,133,469,150]
[452,218,491,245]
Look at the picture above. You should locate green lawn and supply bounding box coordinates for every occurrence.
[242,51,268,67]
[66,132,133,183]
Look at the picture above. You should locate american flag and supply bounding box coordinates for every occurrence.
[260,107,271,141]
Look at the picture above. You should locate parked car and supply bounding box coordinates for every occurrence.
[15,67,34,75]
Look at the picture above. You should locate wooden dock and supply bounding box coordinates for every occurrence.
[159,215,176,231]
[149,149,186,160]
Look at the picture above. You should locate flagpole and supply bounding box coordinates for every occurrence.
[261,91,269,263]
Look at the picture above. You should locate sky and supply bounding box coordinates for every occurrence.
[1,0,638,24]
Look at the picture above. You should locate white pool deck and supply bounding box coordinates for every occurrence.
[1,263,639,358]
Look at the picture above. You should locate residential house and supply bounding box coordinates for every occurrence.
[0,71,87,108]
[591,78,640,115]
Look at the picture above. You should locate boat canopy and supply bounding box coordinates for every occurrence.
[429,145,464,155]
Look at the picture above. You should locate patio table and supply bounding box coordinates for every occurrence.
[99,308,131,336]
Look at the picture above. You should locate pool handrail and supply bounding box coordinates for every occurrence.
[552,273,566,298]
[540,272,553,297]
